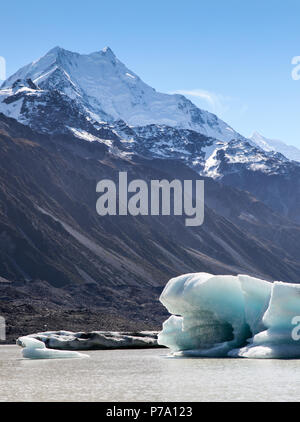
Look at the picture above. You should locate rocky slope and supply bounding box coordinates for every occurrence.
[1,112,300,341]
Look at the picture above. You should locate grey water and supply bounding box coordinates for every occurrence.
[1,345,300,401]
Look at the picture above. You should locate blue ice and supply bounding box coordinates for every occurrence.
[158,273,300,359]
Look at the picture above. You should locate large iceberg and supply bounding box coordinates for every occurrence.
[158,273,300,359]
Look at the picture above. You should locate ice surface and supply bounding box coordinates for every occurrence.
[158,273,300,359]
[17,336,89,359]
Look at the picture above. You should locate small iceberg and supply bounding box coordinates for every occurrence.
[17,331,160,350]
[17,336,89,359]
[158,273,300,359]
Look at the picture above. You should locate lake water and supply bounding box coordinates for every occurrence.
[1,345,300,401]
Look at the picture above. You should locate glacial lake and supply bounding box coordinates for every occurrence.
[1,345,300,401]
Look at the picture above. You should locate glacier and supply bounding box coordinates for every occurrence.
[158,273,300,359]
[17,336,89,359]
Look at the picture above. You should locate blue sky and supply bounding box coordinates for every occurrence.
[0,0,299,147]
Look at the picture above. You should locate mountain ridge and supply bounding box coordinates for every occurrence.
[0,46,245,142]
[250,131,300,162]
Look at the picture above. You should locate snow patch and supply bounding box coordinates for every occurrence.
[68,127,113,146]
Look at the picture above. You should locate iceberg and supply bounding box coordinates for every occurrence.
[17,336,89,359]
[17,331,160,350]
[158,273,300,359]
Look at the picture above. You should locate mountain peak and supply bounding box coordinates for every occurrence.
[101,46,115,57]
[0,46,245,142]
[44,46,74,59]
[47,46,64,54]
[250,131,300,162]
[251,131,262,138]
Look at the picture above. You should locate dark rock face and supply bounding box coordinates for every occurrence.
[2,112,300,287]
[222,169,300,224]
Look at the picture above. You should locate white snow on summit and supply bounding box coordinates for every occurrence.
[250,131,300,162]
[1,46,243,142]
[1,46,297,180]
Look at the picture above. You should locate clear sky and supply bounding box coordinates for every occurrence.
[0,0,299,147]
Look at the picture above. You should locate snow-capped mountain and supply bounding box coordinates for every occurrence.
[203,138,291,179]
[0,46,243,142]
[1,45,300,222]
[1,47,300,299]
[250,131,300,162]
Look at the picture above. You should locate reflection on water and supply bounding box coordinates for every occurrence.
[0,345,300,401]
